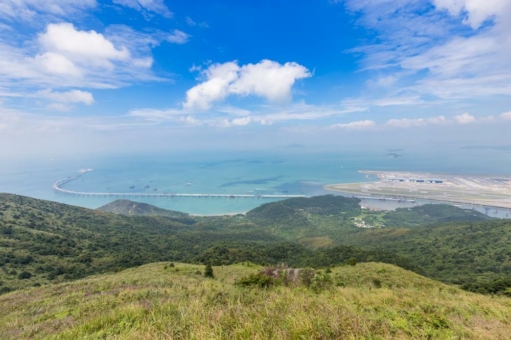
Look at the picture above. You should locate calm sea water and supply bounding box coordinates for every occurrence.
[1,149,510,216]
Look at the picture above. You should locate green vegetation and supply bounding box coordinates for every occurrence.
[0,194,413,293]
[381,204,491,227]
[204,263,214,278]
[98,199,195,224]
[0,193,509,296]
[1,262,510,339]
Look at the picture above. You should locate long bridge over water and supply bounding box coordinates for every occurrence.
[53,172,307,199]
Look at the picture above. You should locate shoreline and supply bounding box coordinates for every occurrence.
[191,212,247,217]
[324,173,511,210]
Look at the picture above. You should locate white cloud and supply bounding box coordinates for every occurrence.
[0,23,159,90]
[385,118,427,128]
[113,0,172,18]
[166,30,190,44]
[0,0,96,21]
[185,17,208,28]
[39,23,129,63]
[230,60,311,102]
[184,60,311,110]
[500,111,511,120]
[128,108,189,122]
[344,0,511,103]
[231,116,252,126]
[184,62,240,110]
[331,120,376,130]
[46,103,72,112]
[434,0,510,29]
[176,115,202,126]
[385,116,448,128]
[35,52,82,77]
[36,89,94,105]
[454,113,476,124]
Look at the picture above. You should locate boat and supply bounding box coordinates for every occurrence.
[185,182,192,186]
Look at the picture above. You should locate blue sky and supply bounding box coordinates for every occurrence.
[0,0,510,158]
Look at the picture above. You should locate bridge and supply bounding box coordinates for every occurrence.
[53,172,307,199]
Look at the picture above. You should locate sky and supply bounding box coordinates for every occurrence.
[0,0,510,158]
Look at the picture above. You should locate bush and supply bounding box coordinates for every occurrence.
[310,271,333,292]
[235,273,276,288]
[204,263,214,278]
[18,271,32,280]
[346,257,357,266]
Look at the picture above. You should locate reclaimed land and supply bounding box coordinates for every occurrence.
[325,170,511,209]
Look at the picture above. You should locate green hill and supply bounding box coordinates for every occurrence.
[380,204,491,227]
[344,219,511,285]
[97,199,195,224]
[1,262,510,339]
[0,194,413,293]
[0,193,508,295]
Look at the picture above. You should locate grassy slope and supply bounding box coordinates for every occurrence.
[1,262,510,339]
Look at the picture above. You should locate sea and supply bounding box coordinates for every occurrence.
[1,149,511,217]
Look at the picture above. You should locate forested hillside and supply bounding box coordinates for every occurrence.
[0,193,508,295]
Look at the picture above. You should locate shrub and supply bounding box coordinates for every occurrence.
[204,263,214,278]
[235,273,276,288]
[346,257,357,266]
[310,271,333,292]
[18,271,32,280]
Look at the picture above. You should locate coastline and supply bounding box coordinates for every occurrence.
[191,212,246,217]
[325,184,511,209]
[324,168,511,210]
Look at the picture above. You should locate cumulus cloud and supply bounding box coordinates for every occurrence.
[34,52,82,77]
[454,113,476,124]
[183,60,311,110]
[113,0,172,18]
[38,23,130,68]
[166,30,190,44]
[0,23,159,90]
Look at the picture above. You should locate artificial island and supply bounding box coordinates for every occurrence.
[325,170,511,209]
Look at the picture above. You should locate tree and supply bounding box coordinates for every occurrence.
[204,263,214,278]
[346,257,357,266]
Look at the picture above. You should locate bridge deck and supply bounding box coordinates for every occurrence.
[53,175,307,199]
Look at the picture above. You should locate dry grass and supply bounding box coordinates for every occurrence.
[1,262,510,339]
